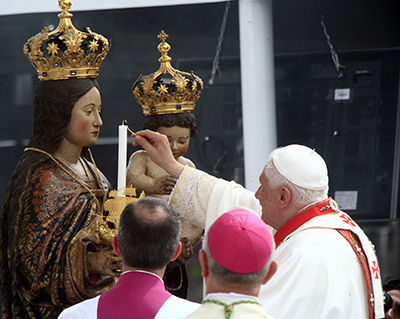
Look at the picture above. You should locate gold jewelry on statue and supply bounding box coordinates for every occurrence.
[24,147,143,248]
[132,30,203,116]
[24,147,105,211]
[55,156,89,178]
[23,0,111,81]
[101,188,144,246]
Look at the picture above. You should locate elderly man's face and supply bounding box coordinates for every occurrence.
[255,171,282,229]
[386,289,400,319]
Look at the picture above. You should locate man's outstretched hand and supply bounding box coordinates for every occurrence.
[132,130,184,178]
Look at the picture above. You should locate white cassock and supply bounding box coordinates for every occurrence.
[169,166,384,319]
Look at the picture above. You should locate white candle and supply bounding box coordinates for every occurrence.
[118,122,127,196]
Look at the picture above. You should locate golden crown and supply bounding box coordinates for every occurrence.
[23,0,110,81]
[132,31,203,116]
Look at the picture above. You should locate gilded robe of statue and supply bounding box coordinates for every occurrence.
[0,156,114,319]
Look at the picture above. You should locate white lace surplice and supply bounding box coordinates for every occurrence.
[169,166,261,232]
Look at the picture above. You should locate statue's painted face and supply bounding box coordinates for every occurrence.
[64,87,103,149]
[156,126,191,160]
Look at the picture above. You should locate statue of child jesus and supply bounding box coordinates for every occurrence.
[126,113,197,201]
[126,113,202,298]
[126,30,204,298]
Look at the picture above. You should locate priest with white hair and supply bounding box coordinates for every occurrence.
[132,130,384,319]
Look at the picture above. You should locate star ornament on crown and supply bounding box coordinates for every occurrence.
[23,0,110,81]
[132,31,203,116]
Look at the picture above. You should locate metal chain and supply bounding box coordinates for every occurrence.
[208,1,231,86]
[313,0,345,77]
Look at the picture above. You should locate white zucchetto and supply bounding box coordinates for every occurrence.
[272,144,329,190]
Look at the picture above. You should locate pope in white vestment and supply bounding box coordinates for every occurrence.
[168,166,384,319]
[132,132,385,319]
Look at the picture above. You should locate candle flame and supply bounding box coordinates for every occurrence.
[124,120,136,136]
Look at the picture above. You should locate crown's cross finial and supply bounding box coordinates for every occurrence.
[55,0,73,32]
[58,0,73,18]
[157,30,171,64]
[157,30,169,43]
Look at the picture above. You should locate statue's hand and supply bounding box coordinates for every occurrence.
[87,247,122,278]
[153,175,177,194]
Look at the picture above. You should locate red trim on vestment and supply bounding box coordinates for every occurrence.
[273,198,378,318]
[274,197,337,247]
[337,229,375,319]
